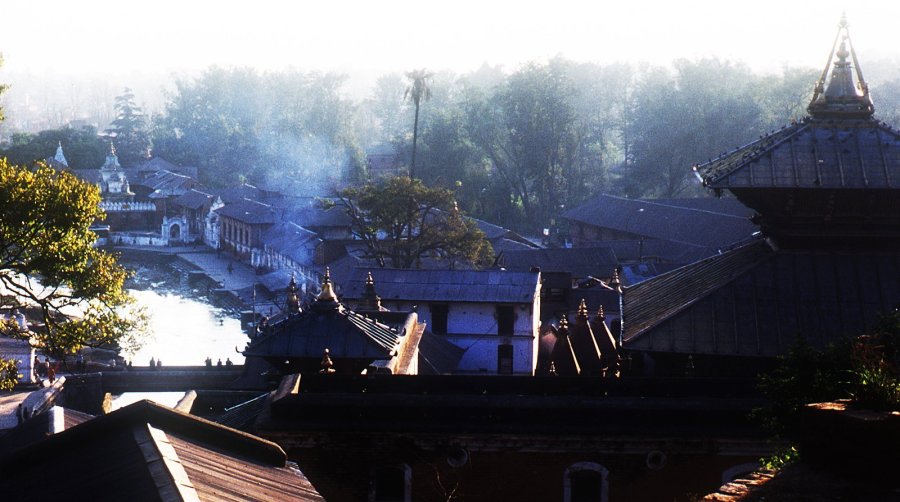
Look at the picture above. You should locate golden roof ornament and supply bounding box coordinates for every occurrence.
[319,348,335,374]
[359,271,382,311]
[558,315,569,333]
[316,267,338,303]
[286,272,301,314]
[577,299,589,320]
[807,14,874,119]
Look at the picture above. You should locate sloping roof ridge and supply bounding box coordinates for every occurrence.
[0,400,287,468]
[699,122,810,186]
[615,194,751,219]
[345,309,400,350]
[622,239,774,344]
[136,423,201,501]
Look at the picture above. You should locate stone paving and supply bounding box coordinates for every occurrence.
[0,390,31,429]
[115,245,259,292]
[175,249,259,291]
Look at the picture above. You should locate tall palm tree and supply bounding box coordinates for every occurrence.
[404,69,433,179]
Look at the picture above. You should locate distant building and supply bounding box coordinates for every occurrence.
[244,271,424,376]
[169,189,222,244]
[216,199,278,259]
[340,268,542,375]
[561,193,757,263]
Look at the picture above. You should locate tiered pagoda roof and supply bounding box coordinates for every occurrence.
[621,17,900,362]
[694,16,900,246]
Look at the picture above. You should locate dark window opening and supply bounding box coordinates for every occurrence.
[498,344,514,374]
[374,466,406,502]
[431,304,448,335]
[497,305,515,335]
[570,469,604,502]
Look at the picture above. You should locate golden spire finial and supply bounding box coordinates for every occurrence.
[596,305,605,320]
[319,348,335,374]
[286,272,301,314]
[577,299,589,319]
[316,267,337,302]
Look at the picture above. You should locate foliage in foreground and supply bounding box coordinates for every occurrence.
[756,310,900,435]
[759,446,799,471]
[0,159,146,362]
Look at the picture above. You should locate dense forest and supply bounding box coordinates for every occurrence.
[5,56,900,233]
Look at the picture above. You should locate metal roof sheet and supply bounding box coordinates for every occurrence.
[341,269,540,304]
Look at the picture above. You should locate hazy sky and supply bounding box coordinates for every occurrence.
[2,0,899,79]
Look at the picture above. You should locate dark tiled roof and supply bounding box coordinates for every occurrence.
[0,400,322,501]
[70,168,103,185]
[601,239,713,265]
[169,432,322,501]
[623,242,900,356]
[499,247,618,278]
[258,269,297,293]
[132,167,199,197]
[261,222,319,264]
[697,118,900,189]
[652,197,755,217]
[568,314,604,375]
[287,204,353,228]
[417,332,466,375]
[491,238,540,253]
[215,184,268,204]
[216,199,278,225]
[172,189,215,210]
[341,269,541,304]
[244,305,401,360]
[623,240,773,348]
[562,194,758,249]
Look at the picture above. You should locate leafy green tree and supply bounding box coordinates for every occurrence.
[464,60,586,229]
[1,126,107,169]
[106,88,152,165]
[0,160,146,361]
[327,176,493,269]
[154,67,361,191]
[872,79,900,128]
[622,59,765,198]
[404,69,433,178]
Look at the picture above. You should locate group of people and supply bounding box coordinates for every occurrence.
[32,355,57,384]
[204,356,234,368]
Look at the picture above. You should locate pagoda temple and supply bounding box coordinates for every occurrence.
[621,17,900,376]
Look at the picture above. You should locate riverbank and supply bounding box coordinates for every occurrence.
[114,245,280,315]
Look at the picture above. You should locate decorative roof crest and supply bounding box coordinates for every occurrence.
[807,14,874,119]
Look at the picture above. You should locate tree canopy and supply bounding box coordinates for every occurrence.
[328,176,493,269]
[0,159,145,361]
[106,88,152,165]
[0,126,108,169]
[152,67,364,191]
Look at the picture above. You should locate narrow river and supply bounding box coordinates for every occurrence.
[122,289,247,367]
